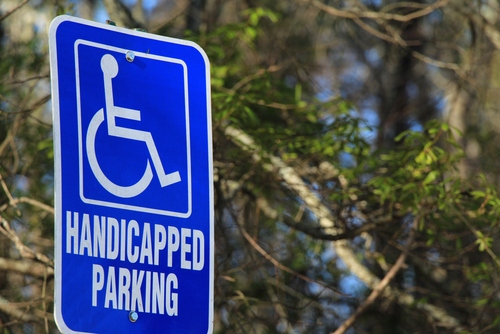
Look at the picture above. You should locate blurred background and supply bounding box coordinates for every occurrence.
[2,0,500,333]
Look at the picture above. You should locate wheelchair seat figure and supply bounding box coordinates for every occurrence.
[86,54,181,198]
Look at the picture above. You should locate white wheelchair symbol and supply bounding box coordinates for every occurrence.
[86,54,181,198]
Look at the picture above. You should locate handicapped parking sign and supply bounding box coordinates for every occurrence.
[49,16,213,334]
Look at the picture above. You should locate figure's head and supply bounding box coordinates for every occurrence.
[101,54,118,78]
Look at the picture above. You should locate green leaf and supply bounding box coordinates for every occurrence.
[402,183,417,191]
[243,106,259,123]
[395,130,412,141]
[295,84,302,103]
[450,125,463,136]
[476,299,489,306]
[306,114,317,123]
[423,171,437,185]
[37,138,53,151]
[415,152,426,164]
[470,191,486,198]
[475,239,485,252]
[245,27,257,39]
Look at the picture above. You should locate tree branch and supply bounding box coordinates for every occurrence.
[0,197,54,215]
[332,215,418,334]
[0,218,54,268]
[309,0,466,77]
[0,0,30,22]
[307,0,450,22]
[101,0,142,28]
[224,125,465,332]
[0,257,53,278]
[239,220,350,297]
[0,174,20,215]
[225,126,343,236]
[17,197,54,215]
[0,295,38,324]
[252,191,388,241]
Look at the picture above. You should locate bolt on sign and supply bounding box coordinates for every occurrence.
[49,15,213,334]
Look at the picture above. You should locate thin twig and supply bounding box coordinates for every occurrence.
[2,74,49,86]
[18,197,54,215]
[308,0,450,22]
[0,197,54,215]
[0,295,38,325]
[353,18,398,44]
[0,218,54,268]
[310,0,466,78]
[332,215,419,334]
[453,208,500,269]
[0,257,53,277]
[380,2,429,13]
[150,3,189,33]
[230,63,285,93]
[0,173,20,215]
[0,0,30,22]
[42,267,49,334]
[239,224,350,298]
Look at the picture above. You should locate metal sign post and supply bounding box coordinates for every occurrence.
[49,15,213,334]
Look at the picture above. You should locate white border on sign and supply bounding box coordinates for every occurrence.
[74,40,193,218]
[49,15,214,334]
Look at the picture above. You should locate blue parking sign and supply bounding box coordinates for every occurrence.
[49,16,213,334]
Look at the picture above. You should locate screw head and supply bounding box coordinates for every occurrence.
[126,51,135,62]
[129,311,138,322]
